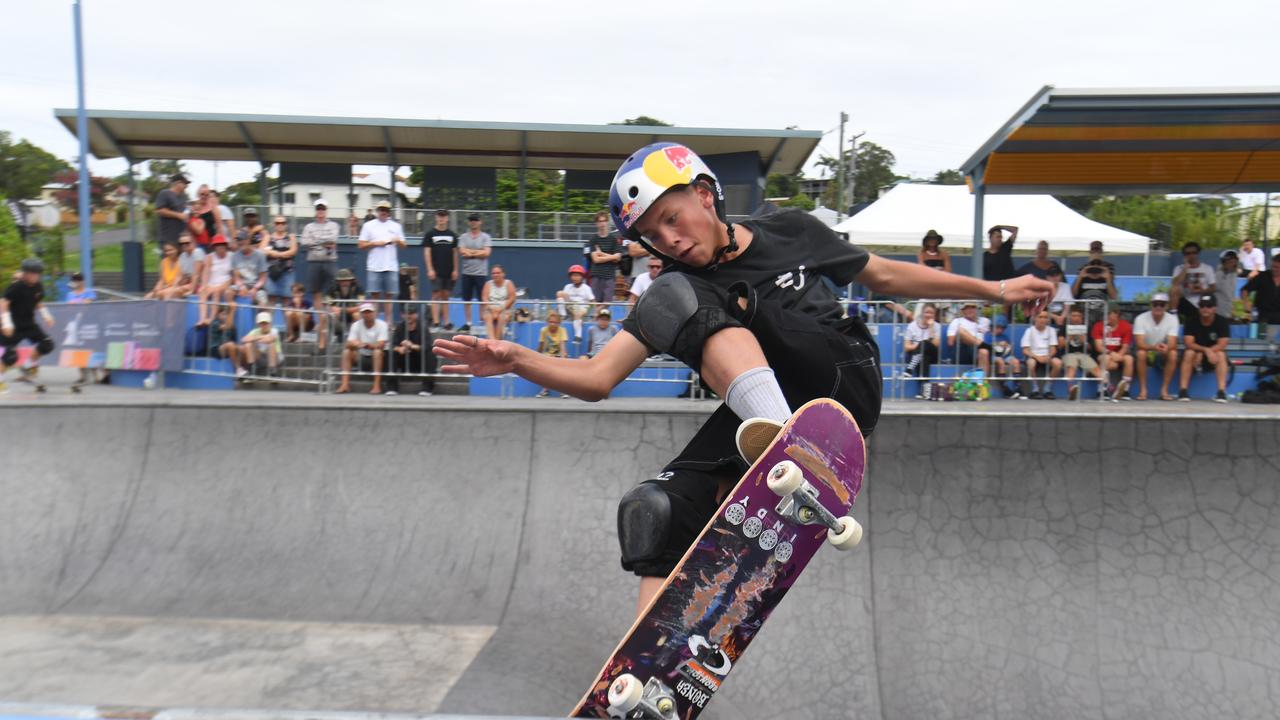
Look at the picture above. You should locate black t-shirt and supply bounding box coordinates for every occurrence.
[621,209,869,344]
[155,188,188,245]
[393,321,424,349]
[427,229,458,272]
[982,238,1016,281]
[1017,260,1061,280]
[1075,259,1115,305]
[1187,314,1231,349]
[1243,272,1280,323]
[590,234,620,279]
[3,281,44,329]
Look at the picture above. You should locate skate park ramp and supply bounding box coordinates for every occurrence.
[2,400,1278,720]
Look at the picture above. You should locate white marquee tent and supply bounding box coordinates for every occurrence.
[832,184,1152,258]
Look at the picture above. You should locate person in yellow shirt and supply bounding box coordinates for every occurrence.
[536,312,569,397]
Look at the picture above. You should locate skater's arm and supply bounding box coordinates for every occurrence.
[858,255,1052,305]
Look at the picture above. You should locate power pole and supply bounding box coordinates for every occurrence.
[835,112,847,223]
[847,131,865,214]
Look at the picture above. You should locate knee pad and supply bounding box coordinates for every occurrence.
[617,481,673,565]
[1,345,15,367]
[35,337,54,356]
[631,273,740,367]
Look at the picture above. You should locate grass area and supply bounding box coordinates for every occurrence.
[66,242,160,273]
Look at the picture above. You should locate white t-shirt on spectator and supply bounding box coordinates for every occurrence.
[1049,282,1075,313]
[561,282,595,307]
[948,316,984,344]
[1172,263,1214,297]
[623,239,650,278]
[358,218,404,272]
[218,204,233,236]
[1133,310,1180,347]
[347,318,389,355]
[1020,325,1058,356]
[1239,247,1266,272]
[904,320,939,345]
[629,273,654,299]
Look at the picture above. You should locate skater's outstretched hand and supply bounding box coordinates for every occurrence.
[433,335,518,376]
[1001,274,1055,317]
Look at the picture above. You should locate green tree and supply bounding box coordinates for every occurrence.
[776,193,815,211]
[617,116,673,126]
[0,194,29,280]
[818,140,900,209]
[138,159,187,199]
[1087,195,1241,249]
[932,169,965,185]
[1056,195,1101,214]
[219,179,263,209]
[765,172,801,199]
[0,132,69,200]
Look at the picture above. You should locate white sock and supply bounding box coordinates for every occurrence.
[573,318,583,337]
[725,367,791,423]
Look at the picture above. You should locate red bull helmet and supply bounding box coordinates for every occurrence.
[609,142,725,242]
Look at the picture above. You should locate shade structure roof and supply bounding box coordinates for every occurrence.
[53,108,820,175]
[832,184,1151,254]
[960,86,1280,195]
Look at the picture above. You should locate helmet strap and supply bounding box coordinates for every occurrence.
[702,222,736,272]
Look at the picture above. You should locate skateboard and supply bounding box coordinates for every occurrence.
[13,368,86,394]
[572,398,866,719]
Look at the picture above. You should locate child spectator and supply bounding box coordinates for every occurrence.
[387,305,434,396]
[240,311,282,378]
[1061,307,1102,401]
[283,282,314,343]
[1132,293,1180,400]
[535,311,569,397]
[557,265,595,341]
[901,302,940,380]
[65,272,96,303]
[988,314,1024,398]
[1179,294,1231,402]
[1021,310,1061,399]
[585,308,619,358]
[1044,265,1074,327]
[196,236,233,327]
[208,304,240,373]
[337,303,387,395]
[1091,307,1135,400]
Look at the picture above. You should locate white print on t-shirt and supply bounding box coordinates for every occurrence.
[774,265,807,291]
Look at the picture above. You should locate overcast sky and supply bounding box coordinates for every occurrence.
[3,0,1278,195]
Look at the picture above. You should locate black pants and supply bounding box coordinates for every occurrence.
[1,326,54,367]
[621,275,882,577]
[386,349,436,392]
[906,343,938,376]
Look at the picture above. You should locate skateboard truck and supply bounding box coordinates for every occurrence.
[606,674,678,719]
[766,460,862,550]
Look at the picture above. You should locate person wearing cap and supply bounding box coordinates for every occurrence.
[237,209,267,247]
[947,301,992,376]
[423,209,459,331]
[989,314,1026,398]
[982,224,1019,282]
[557,264,595,341]
[239,311,282,379]
[1238,237,1265,279]
[628,257,663,304]
[261,216,299,305]
[1241,251,1280,348]
[65,271,97,304]
[1179,294,1231,402]
[301,199,341,337]
[357,200,406,322]
[323,268,365,353]
[154,174,190,247]
[456,213,492,334]
[337,303,388,395]
[176,231,206,294]
[584,307,619,358]
[1213,250,1242,320]
[1090,307,1135,400]
[1170,241,1215,327]
[481,265,517,341]
[196,235,234,327]
[917,230,951,272]
[230,231,269,306]
[589,211,624,303]
[147,240,188,300]
[1016,240,1061,281]
[0,258,56,391]
[1132,292,1181,401]
[387,305,434,396]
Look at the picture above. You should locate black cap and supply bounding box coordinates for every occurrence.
[1198,294,1217,308]
[70,272,84,281]
[468,213,482,221]
[243,208,259,217]
[170,173,189,183]
[435,209,449,216]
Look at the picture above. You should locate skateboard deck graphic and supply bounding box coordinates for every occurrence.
[572,399,866,719]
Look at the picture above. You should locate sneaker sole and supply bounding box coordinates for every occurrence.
[735,419,785,464]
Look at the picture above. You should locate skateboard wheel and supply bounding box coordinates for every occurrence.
[828,516,863,550]
[607,673,643,713]
[766,461,803,496]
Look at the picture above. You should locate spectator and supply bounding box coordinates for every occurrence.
[917,230,951,272]
[982,224,1018,281]
[211,189,235,238]
[588,211,623,302]
[154,173,190,248]
[585,307,619,358]
[947,301,991,375]
[623,233,651,286]
[457,213,492,334]
[535,311,570,397]
[1021,310,1061,399]
[1241,252,1280,349]
[1239,237,1265,279]
[207,304,240,371]
[989,314,1025,398]
[1017,240,1061,280]
[1170,241,1215,326]
[1133,292,1181,401]
[901,302,940,380]
[557,264,595,341]
[324,268,365,353]
[424,209,459,332]
[1061,307,1102,401]
[192,185,222,249]
[231,232,269,306]
[337,303,387,394]
[65,272,96,303]
[237,209,267,247]
[283,282,313,343]
[261,215,298,305]
[1179,294,1231,403]
[240,311,281,378]
[387,305,434,397]
[147,241,188,299]
[347,211,360,237]
[1045,265,1074,327]
[363,208,375,225]
[1213,250,1241,320]
[176,232,206,294]
[358,200,405,322]
[628,258,662,303]
[196,236,233,326]
[300,199,340,338]
[1091,307,1135,400]
[398,262,418,307]
[1072,242,1117,328]
[481,265,517,340]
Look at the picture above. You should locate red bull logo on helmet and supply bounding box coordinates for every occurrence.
[619,199,644,229]
[663,145,695,171]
